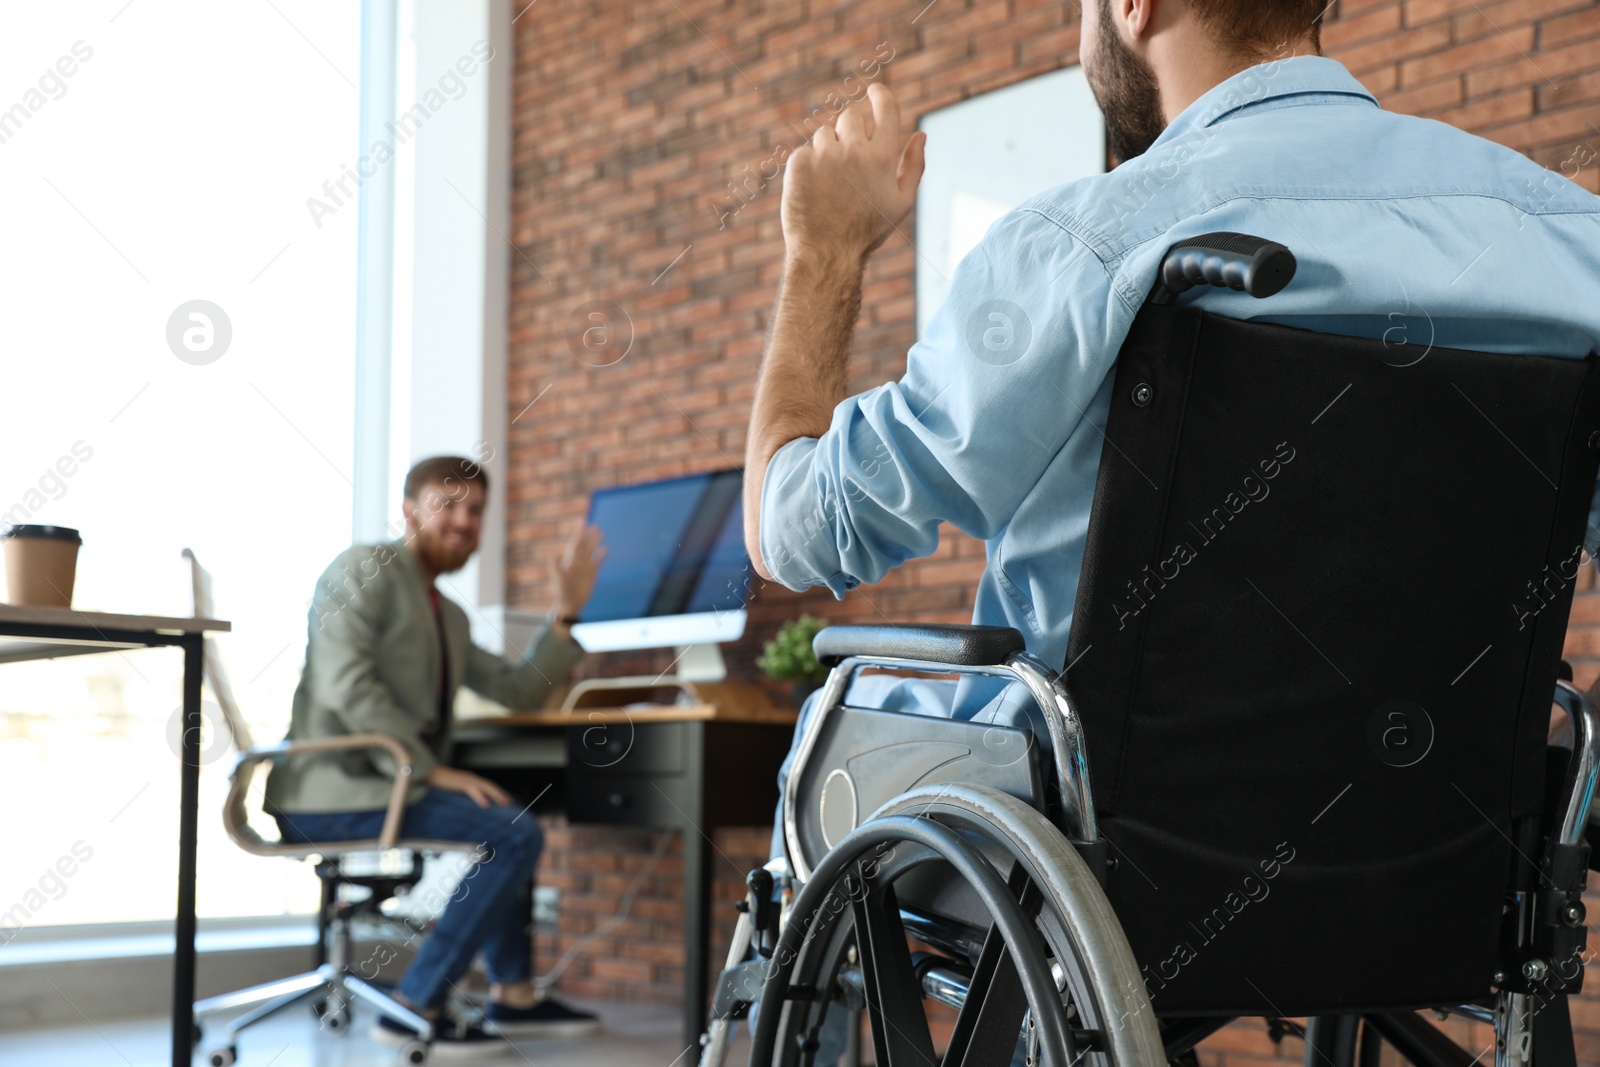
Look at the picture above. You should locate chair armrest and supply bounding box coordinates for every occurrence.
[812,624,1026,668]
[227,733,417,850]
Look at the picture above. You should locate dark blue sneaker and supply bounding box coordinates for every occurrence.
[371,1012,512,1061]
[483,996,601,1038]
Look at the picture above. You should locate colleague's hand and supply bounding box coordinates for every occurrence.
[426,765,513,809]
[551,523,606,619]
[780,82,927,266]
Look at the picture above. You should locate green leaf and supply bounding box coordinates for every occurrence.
[756,614,831,683]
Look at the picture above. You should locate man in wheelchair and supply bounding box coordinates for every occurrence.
[707,0,1600,1065]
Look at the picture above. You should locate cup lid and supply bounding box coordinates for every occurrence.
[1,524,82,544]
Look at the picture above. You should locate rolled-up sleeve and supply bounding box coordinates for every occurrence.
[758,204,1123,595]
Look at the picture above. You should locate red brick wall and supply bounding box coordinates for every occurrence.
[505,0,1600,1056]
[532,822,771,1004]
[1328,0,1600,186]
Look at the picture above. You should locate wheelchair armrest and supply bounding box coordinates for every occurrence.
[788,625,1100,868]
[812,623,1026,668]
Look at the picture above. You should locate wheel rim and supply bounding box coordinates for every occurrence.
[756,815,1071,1067]
[871,786,1162,1064]
[751,784,1162,1067]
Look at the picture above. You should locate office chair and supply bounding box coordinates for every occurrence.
[183,549,480,1067]
[701,234,1600,1066]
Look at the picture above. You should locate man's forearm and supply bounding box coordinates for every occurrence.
[744,251,867,580]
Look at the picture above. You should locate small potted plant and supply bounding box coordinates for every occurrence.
[757,615,832,707]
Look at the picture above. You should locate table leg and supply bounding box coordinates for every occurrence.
[172,636,202,1067]
[683,824,712,1049]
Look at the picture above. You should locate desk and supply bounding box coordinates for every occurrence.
[0,603,229,1067]
[452,699,796,1047]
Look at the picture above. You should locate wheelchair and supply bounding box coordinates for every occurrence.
[701,233,1600,1067]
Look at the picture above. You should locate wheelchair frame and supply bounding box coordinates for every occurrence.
[765,648,1599,1067]
[704,233,1600,1067]
[782,649,1099,881]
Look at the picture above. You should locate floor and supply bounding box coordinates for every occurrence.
[0,997,752,1066]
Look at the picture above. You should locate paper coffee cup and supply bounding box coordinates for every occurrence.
[2,525,82,608]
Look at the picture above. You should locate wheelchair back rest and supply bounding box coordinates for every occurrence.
[1064,304,1600,1014]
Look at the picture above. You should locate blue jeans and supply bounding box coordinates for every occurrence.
[275,788,541,1010]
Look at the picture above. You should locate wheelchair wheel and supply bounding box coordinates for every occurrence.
[751,784,1162,1067]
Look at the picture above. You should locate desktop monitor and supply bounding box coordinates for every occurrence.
[569,468,750,678]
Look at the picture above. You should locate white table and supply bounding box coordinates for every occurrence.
[0,604,230,1067]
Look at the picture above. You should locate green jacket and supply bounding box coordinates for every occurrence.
[263,539,583,814]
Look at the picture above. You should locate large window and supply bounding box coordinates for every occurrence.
[0,2,361,927]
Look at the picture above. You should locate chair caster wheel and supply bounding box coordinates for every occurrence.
[312,996,352,1033]
[399,1039,430,1064]
[205,1046,237,1067]
[192,1022,203,1049]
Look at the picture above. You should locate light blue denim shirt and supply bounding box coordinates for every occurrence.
[760,55,1600,718]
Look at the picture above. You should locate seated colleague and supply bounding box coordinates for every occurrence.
[746,2,1600,873]
[264,455,607,1058]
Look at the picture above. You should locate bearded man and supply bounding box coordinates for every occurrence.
[265,455,606,1059]
[747,0,1600,1060]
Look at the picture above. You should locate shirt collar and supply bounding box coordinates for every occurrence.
[389,537,429,588]
[1146,56,1378,153]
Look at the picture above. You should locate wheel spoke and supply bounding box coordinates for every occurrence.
[944,869,1045,1067]
[942,920,1029,1067]
[851,868,938,1067]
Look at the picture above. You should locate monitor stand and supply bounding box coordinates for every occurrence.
[557,643,728,711]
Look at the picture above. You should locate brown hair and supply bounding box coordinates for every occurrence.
[1187,0,1325,58]
[403,455,490,502]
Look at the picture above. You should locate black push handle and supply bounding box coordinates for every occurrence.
[1148,232,1296,305]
